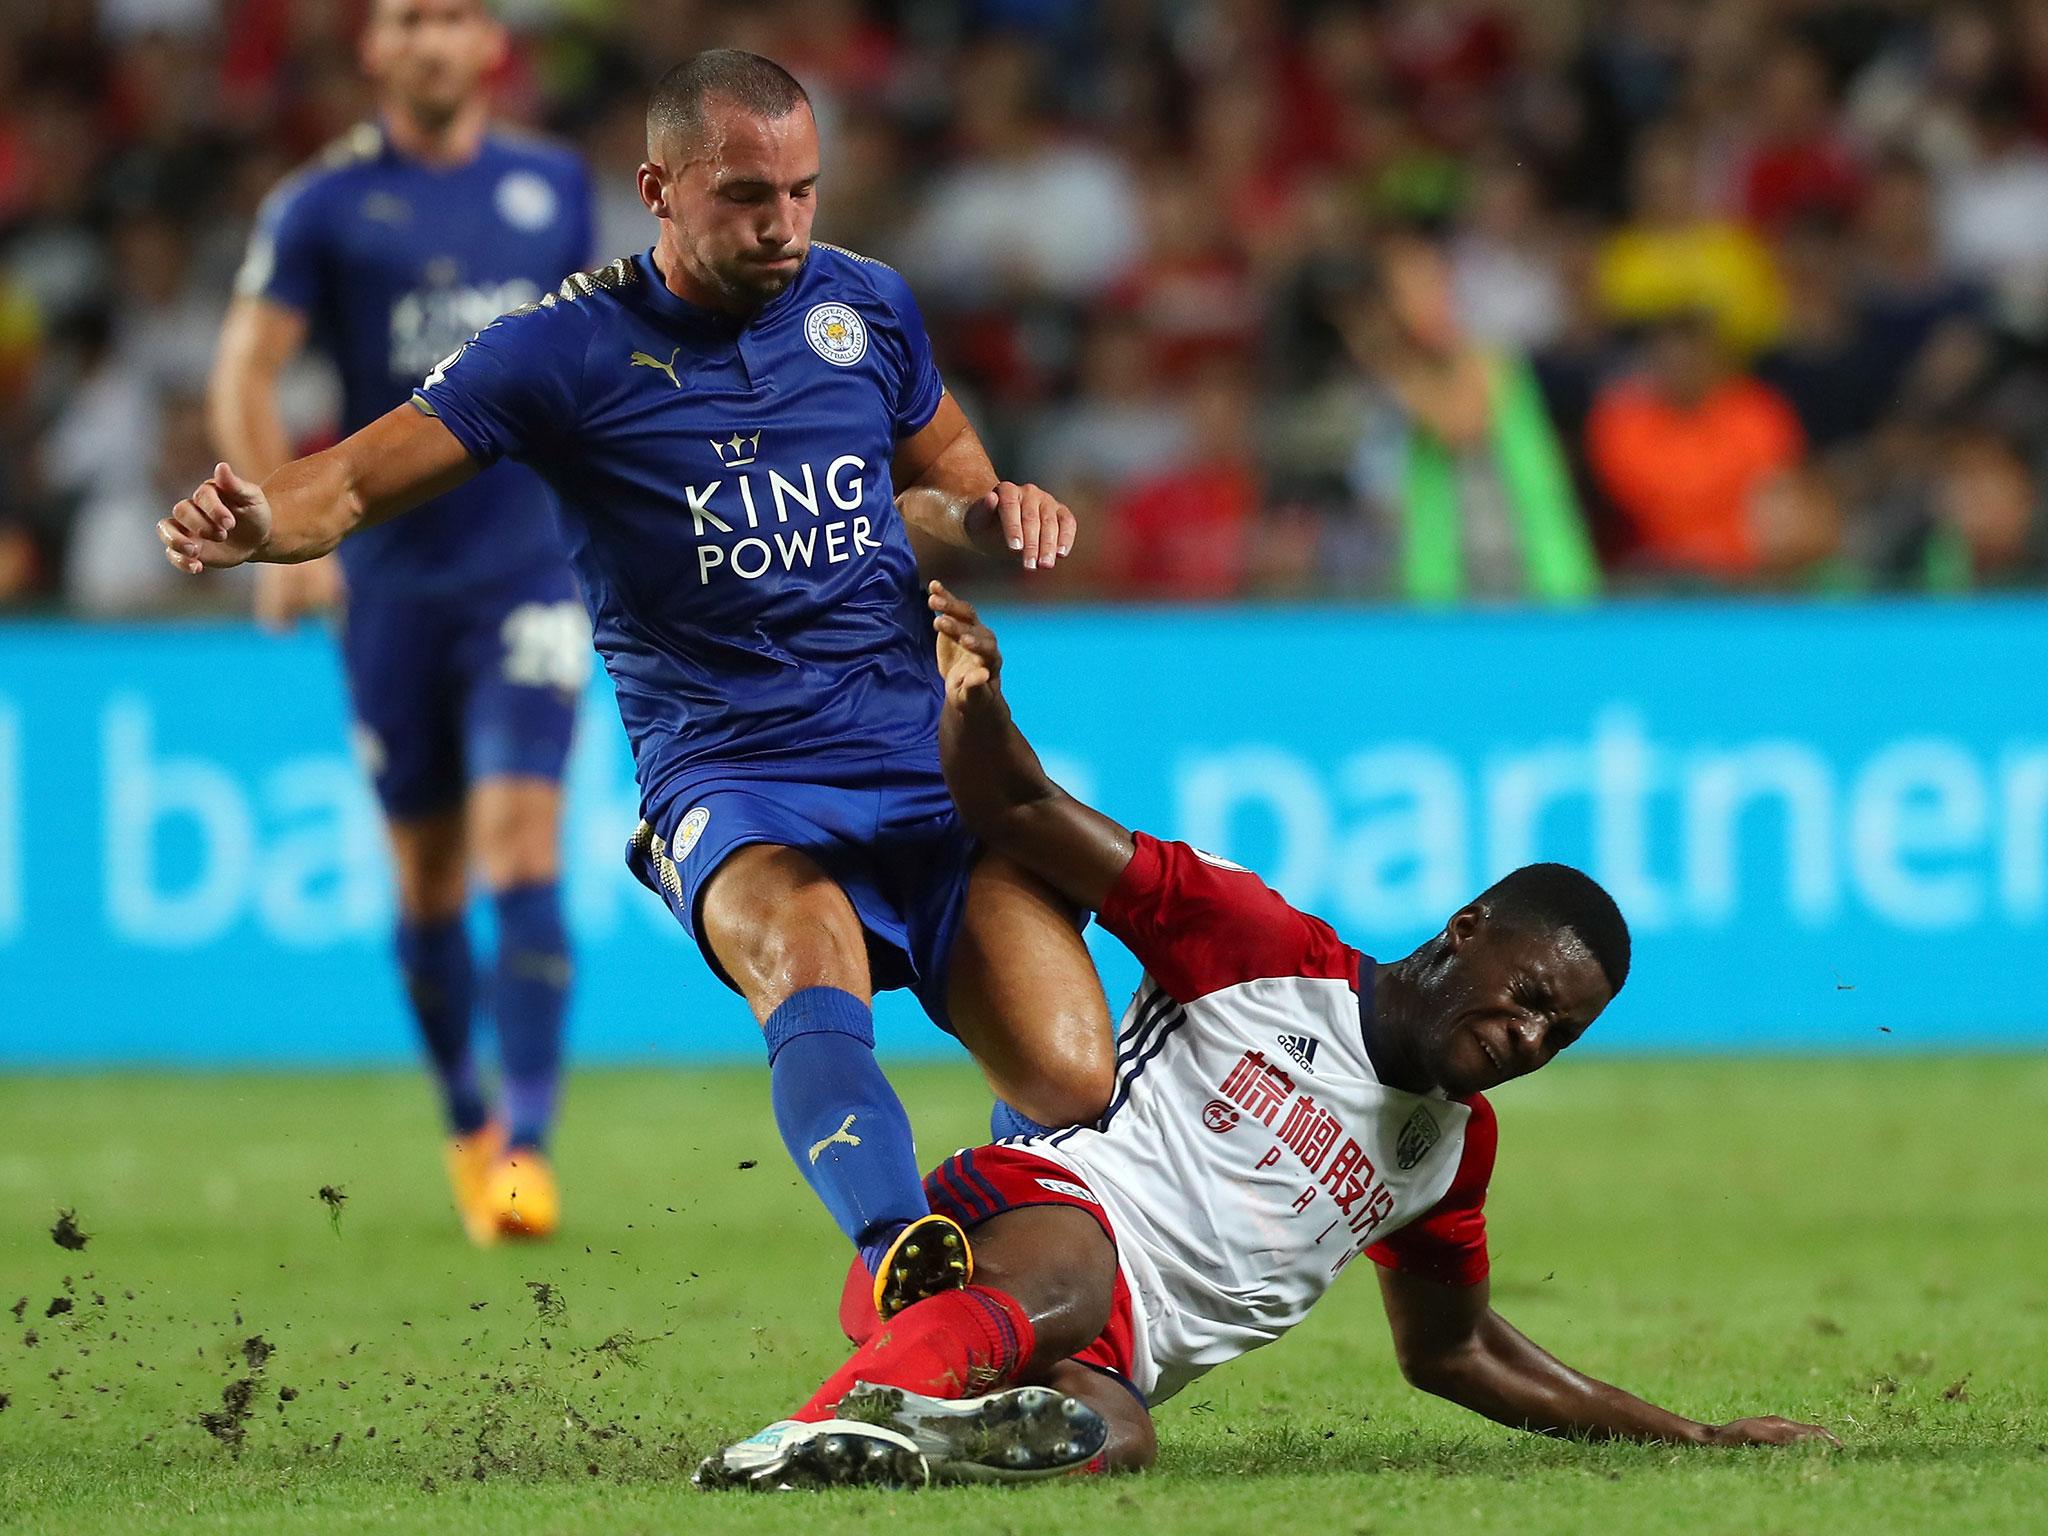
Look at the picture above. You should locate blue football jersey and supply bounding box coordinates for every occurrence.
[411,246,948,807]
[238,122,593,594]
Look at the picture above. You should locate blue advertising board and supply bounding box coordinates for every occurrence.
[2,599,2042,1065]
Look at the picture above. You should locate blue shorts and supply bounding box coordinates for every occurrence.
[626,752,981,1033]
[338,567,585,819]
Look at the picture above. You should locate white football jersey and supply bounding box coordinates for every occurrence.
[1026,835,1496,1405]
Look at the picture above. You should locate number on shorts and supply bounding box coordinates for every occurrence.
[500,600,592,690]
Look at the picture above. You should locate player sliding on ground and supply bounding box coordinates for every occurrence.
[694,583,1840,1490]
[160,50,1117,1317]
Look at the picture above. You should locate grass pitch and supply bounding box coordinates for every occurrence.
[0,1056,2043,1535]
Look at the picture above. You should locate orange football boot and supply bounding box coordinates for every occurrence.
[445,1121,508,1246]
[483,1146,560,1241]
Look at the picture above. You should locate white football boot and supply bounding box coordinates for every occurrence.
[835,1382,1108,1483]
[693,1417,929,1492]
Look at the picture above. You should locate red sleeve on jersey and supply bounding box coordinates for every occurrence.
[1097,832,1356,1004]
[1366,1092,1496,1288]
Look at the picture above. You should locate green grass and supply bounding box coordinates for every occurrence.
[0,1057,2044,1534]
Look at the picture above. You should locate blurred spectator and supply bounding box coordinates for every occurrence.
[1020,308,1190,500]
[901,36,1139,307]
[1749,465,1858,595]
[1919,427,2048,590]
[1755,215,1891,453]
[1341,233,1598,605]
[1094,359,1261,601]
[1936,74,2048,336]
[1855,152,1988,388]
[1586,313,1808,582]
[64,386,250,615]
[1725,33,1864,231]
[1596,124,1785,354]
[1450,151,1569,353]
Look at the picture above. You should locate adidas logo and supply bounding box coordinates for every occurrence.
[1277,1033,1319,1073]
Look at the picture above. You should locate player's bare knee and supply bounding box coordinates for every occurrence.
[387,815,466,921]
[1008,1037,1114,1128]
[702,853,868,1008]
[468,781,561,891]
[974,1212,1115,1366]
[475,826,558,892]
[1024,1274,1113,1369]
[1106,1412,1158,1473]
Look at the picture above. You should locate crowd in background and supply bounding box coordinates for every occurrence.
[4,0,2048,613]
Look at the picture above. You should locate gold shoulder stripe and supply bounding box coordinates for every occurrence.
[813,242,896,272]
[548,257,638,306]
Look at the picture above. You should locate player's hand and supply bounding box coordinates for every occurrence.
[976,481,1074,573]
[928,580,1003,709]
[159,462,273,575]
[1697,1416,1841,1448]
[255,554,343,631]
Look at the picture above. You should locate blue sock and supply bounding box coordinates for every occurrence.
[763,987,928,1266]
[990,1099,1059,1141]
[492,882,570,1152]
[396,916,489,1137]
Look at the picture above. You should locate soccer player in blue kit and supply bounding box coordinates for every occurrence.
[207,0,594,1245]
[164,49,1116,1315]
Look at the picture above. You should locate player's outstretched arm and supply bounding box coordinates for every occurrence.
[158,404,478,574]
[1376,1268,1838,1447]
[929,581,1134,911]
[894,393,1075,572]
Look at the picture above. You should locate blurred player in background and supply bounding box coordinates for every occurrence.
[208,0,594,1245]
[166,51,1114,1316]
[694,585,1839,1489]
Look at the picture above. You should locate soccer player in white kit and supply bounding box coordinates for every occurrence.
[695,584,1837,1490]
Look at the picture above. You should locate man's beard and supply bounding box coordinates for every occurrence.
[396,75,468,134]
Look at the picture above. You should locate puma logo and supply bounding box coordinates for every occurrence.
[629,346,682,388]
[808,1114,862,1164]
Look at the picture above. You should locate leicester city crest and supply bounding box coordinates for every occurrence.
[1396,1106,1440,1170]
[804,302,868,366]
[676,805,712,858]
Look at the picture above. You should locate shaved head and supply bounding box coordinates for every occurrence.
[646,49,811,161]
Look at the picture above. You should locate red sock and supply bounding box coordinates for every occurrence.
[794,1284,1035,1422]
[837,1256,880,1347]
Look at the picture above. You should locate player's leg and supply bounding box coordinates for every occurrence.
[698,843,945,1300]
[386,806,504,1243]
[468,774,569,1238]
[458,583,585,1239]
[784,1202,1118,1480]
[470,774,568,1149]
[343,593,501,1239]
[797,1203,1116,1418]
[945,852,1115,1136]
[830,1218,1152,1472]
[386,806,480,1130]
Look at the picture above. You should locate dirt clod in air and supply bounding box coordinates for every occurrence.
[198,1378,258,1451]
[44,1297,72,1319]
[315,1186,348,1234]
[525,1281,564,1321]
[7,1298,23,1322]
[51,1210,89,1251]
[241,1336,273,1372]
[589,1331,647,1368]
